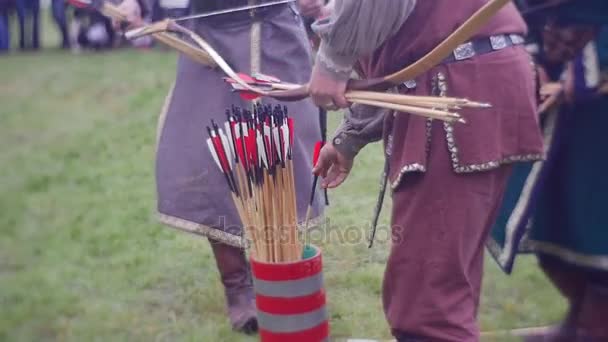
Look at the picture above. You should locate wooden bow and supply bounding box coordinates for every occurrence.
[123,0,512,102]
[97,1,216,67]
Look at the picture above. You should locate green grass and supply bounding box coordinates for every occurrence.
[0,46,566,341]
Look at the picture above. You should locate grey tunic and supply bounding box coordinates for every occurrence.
[155,3,324,248]
[313,0,417,79]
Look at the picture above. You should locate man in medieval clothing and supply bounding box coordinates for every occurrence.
[310,1,544,341]
[487,1,608,341]
[114,0,326,334]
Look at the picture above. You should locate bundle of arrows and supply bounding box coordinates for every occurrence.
[206,104,302,263]
[224,73,493,124]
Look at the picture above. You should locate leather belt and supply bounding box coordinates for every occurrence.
[443,34,526,64]
[400,34,526,90]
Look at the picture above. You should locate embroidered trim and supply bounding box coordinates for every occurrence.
[527,240,608,271]
[390,163,426,190]
[388,72,544,191]
[425,118,433,154]
[386,134,393,156]
[436,72,544,174]
[158,212,325,250]
[425,76,438,155]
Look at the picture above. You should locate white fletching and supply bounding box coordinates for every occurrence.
[281,123,290,159]
[207,138,222,171]
[224,122,236,158]
[257,133,268,168]
[272,126,281,162]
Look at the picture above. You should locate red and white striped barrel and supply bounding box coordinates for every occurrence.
[250,245,329,342]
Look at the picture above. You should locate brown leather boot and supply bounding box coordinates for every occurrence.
[209,239,258,334]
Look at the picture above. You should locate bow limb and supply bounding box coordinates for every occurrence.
[99,2,217,67]
[347,0,513,90]
[102,0,512,103]
[126,18,307,100]
[166,21,274,97]
[382,0,512,84]
[261,0,514,101]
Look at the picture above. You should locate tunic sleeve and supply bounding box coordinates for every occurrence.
[331,104,388,159]
[312,0,417,80]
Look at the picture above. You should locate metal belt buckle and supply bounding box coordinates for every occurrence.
[490,35,509,50]
[510,34,525,45]
[402,80,417,89]
[453,42,476,61]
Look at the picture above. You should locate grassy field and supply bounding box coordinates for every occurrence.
[0,37,566,340]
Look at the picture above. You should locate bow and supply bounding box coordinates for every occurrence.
[126,0,512,102]
[70,0,217,67]
[88,0,511,107]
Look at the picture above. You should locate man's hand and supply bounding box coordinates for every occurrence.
[297,0,324,18]
[309,62,349,110]
[112,0,143,30]
[312,143,354,189]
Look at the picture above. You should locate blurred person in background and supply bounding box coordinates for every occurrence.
[52,0,70,49]
[488,1,608,341]
[0,0,12,52]
[15,0,39,50]
[68,1,121,51]
[113,0,326,335]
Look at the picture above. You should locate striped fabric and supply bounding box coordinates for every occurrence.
[251,245,329,342]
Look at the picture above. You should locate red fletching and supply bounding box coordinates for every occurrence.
[239,91,261,101]
[247,130,258,167]
[312,141,323,166]
[212,136,230,173]
[236,137,248,170]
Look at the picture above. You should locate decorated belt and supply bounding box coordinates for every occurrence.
[443,34,526,63]
[400,34,526,90]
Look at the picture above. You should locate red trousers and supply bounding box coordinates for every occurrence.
[384,122,512,342]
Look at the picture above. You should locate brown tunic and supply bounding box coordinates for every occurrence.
[319,1,545,340]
